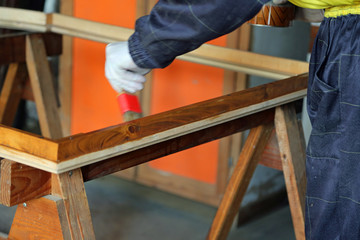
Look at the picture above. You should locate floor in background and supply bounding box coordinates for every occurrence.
[0,175,295,240]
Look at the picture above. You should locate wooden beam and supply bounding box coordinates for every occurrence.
[26,34,63,139]
[0,7,308,79]
[0,73,308,173]
[0,32,62,65]
[0,7,47,32]
[81,109,275,182]
[207,123,274,240]
[8,196,66,239]
[275,103,306,240]
[0,159,51,207]
[0,63,27,126]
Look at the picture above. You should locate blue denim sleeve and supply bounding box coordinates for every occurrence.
[128,0,270,69]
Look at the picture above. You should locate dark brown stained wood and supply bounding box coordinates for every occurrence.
[58,73,308,161]
[207,123,274,240]
[0,63,27,126]
[0,159,51,207]
[81,109,275,181]
[0,32,62,65]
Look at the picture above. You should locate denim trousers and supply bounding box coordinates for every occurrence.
[306,14,360,239]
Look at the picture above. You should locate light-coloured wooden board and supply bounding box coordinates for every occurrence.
[275,104,306,240]
[0,7,308,79]
[26,34,63,139]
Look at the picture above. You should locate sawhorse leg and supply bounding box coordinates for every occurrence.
[0,33,96,239]
[207,103,306,240]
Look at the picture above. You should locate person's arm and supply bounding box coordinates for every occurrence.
[129,0,271,69]
[105,0,271,93]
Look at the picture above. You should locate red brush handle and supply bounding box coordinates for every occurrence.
[117,92,142,114]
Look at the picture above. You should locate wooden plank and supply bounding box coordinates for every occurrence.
[207,123,274,240]
[26,34,63,139]
[54,169,95,239]
[0,63,27,126]
[275,103,306,240]
[82,109,275,182]
[8,196,65,240]
[0,7,47,32]
[259,129,282,170]
[0,32,62,65]
[0,7,308,79]
[57,74,308,161]
[0,124,58,161]
[0,159,51,207]
[59,0,74,136]
[0,74,307,173]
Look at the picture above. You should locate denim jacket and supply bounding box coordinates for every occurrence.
[128,0,271,69]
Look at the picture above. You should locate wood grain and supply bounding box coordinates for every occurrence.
[0,159,51,207]
[249,3,295,27]
[26,34,63,139]
[8,196,65,240]
[275,103,306,240]
[81,109,275,182]
[54,169,95,239]
[207,123,274,240]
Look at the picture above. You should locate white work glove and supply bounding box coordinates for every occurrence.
[105,41,150,93]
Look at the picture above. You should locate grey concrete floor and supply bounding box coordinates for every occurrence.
[0,175,295,240]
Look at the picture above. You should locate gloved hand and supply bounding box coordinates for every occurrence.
[105,41,150,93]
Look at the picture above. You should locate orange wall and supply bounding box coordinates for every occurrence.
[72,1,227,184]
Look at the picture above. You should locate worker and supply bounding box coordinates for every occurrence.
[105,0,360,239]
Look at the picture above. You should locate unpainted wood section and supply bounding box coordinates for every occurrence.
[8,196,65,240]
[25,34,63,140]
[0,159,51,207]
[0,7,47,32]
[0,32,62,65]
[207,123,274,240]
[249,4,295,27]
[54,169,95,239]
[275,104,306,240]
[259,129,282,170]
[59,0,73,137]
[81,109,275,182]
[57,74,308,162]
[0,63,27,126]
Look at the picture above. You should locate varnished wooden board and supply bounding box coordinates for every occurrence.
[0,74,307,174]
[0,7,308,79]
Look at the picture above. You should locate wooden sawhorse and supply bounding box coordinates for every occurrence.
[0,32,307,239]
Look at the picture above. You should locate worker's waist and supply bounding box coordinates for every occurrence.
[325,4,360,17]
